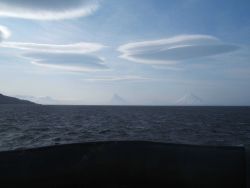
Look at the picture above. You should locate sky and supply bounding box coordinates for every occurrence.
[0,0,250,105]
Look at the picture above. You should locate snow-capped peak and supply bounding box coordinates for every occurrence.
[175,93,204,106]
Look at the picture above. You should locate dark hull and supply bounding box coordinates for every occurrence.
[0,141,248,187]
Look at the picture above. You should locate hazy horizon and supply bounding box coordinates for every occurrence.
[0,0,250,105]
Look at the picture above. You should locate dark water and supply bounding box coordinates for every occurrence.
[0,105,250,151]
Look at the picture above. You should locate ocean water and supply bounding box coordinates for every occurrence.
[0,105,250,151]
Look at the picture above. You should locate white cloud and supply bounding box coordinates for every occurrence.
[1,42,105,53]
[23,52,108,72]
[0,25,11,42]
[0,27,108,72]
[83,75,150,82]
[7,43,108,72]
[118,35,239,64]
[152,65,184,71]
[0,0,100,20]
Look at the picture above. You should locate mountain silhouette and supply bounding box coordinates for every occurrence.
[175,93,204,106]
[0,93,36,105]
[110,94,127,105]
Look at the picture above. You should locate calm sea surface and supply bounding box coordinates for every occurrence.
[0,105,250,151]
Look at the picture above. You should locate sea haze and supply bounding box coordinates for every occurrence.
[0,105,250,151]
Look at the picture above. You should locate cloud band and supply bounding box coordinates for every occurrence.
[118,35,239,64]
[0,0,100,20]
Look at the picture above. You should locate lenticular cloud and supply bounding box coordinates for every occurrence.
[1,42,105,54]
[23,52,108,72]
[0,0,100,20]
[118,35,239,64]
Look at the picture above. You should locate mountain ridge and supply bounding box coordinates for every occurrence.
[0,93,36,105]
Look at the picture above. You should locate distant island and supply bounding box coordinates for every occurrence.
[0,93,36,105]
[110,94,128,105]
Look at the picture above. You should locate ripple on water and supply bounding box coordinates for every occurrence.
[0,105,249,151]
